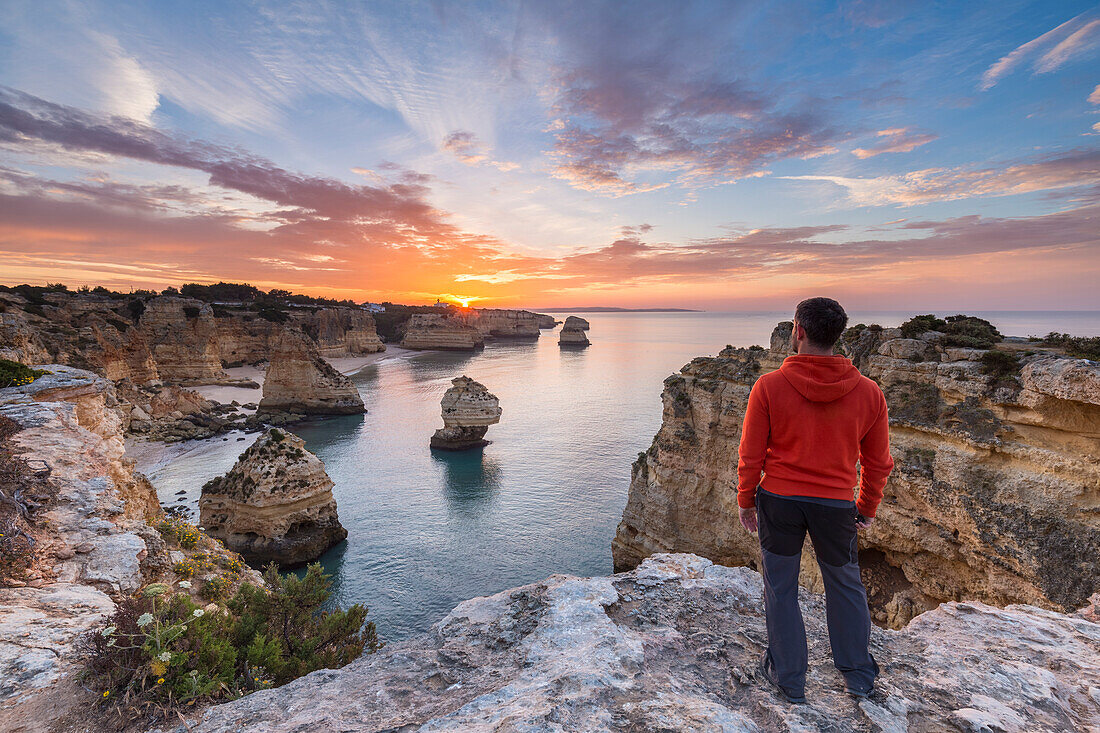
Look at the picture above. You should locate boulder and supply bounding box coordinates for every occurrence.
[430,376,501,450]
[258,331,364,415]
[563,315,590,330]
[199,428,346,565]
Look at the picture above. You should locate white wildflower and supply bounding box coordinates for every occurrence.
[178,580,192,589]
[158,651,171,662]
[192,609,205,618]
[136,613,154,627]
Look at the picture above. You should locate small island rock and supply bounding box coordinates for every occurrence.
[200,428,347,565]
[430,376,502,450]
[559,316,591,347]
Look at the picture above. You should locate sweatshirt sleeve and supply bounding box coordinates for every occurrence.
[856,393,894,518]
[736,378,770,509]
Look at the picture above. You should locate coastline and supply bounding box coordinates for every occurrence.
[127,346,417,509]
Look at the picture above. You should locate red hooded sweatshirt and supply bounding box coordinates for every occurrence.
[736,354,894,518]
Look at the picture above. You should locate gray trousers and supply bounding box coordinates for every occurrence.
[756,487,877,696]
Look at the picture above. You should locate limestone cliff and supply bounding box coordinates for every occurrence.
[177,553,1100,732]
[430,376,502,450]
[613,322,1100,627]
[258,331,365,415]
[300,308,385,356]
[461,308,542,339]
[138,297,228,384]
[400,313,485,350]
[199,429,346,565]
[0,366,160,703]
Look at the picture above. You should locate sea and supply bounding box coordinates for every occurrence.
[136,310,1100,640]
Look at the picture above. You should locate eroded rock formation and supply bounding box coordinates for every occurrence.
[258,331,365,415]
[401,313,485,350]
[199,428,346,565]
[559,315,591,347]
[138,297,228,384]
[177,553,1100,732]
[613,322,1100,627]
[462,308,542,339]
[430,376,501,450]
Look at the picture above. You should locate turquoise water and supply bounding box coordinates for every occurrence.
[144,311,1100,640]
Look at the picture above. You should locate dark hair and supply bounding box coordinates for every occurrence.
[794,297,848,348]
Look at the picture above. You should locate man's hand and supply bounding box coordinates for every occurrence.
[739,506,758,533]
[855,513,875,530]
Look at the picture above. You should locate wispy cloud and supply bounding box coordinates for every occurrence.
[980,12,1100,90]
[852,127,937,158]
[787,149,1100,206]
[441,130,518,172]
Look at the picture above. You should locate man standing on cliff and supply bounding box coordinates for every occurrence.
[737,296,894,703]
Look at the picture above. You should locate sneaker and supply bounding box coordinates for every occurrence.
[759,651,807,704]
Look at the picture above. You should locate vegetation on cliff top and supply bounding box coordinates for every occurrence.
[0,358,49,388]
[81,564,381,726]
[900,314,1003,349]
[1034,332,1100,361]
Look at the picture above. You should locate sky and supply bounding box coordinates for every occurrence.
[0,0,1098,310]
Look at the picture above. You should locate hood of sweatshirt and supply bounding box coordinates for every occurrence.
[778,354,863,403]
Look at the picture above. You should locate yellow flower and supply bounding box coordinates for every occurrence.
[102,691,110,698]
[156,678,165,685]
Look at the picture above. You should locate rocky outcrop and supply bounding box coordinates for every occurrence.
[258,331,365,415]
[461,308,542,339]
[300,308,385,356]
[613,323,1100,628]
[199,428,346,565]
[400,313,485,350]
[0,366,160,703]
[178,553,1100,732]
[559,316,591,347]
[430,376,502,450]
[536,313,559,329]
[138,297,228,384]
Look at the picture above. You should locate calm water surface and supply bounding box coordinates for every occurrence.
[143,311,1100,639]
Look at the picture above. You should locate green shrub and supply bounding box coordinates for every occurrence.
[81,565,380,721]
[157,515,201,549]
[900,314,1002,349]
[978,350,1020,380]
[1040,332,1100,361]
[182,306,201,319]
[0,359,48,388]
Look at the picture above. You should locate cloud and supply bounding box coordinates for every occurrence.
[980,12,1100,90]
[441,130,518,172]
[531,4,844,195]
[1089,84,1100,105]
[852,127,937,158]
[787,149,1100,206]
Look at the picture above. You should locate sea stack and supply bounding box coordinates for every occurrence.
[258,330,365,414]
[559,316,591,347]
[430,376,502,450]
[200,428,347,565]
